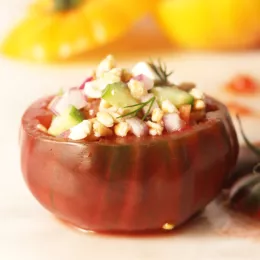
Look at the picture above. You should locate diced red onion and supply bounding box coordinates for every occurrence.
[79,76,94,90]
[134,74,154,90]
[58,130,71,139]
[53,89,87,115]
[48,96,62,115]
[163,113,185,133]
[84,80,103,99]
[126,118,148,137]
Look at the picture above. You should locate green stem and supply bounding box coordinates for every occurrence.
[54,0,83,11]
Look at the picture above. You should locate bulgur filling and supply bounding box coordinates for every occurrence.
[43,55,206,140]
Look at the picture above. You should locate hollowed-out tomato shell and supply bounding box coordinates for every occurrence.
[20,96,238,233]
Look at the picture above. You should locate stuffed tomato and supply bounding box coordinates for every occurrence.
[20,56,238,232]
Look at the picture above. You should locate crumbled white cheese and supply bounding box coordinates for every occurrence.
[100,68,122,84]
[96,55,116,78]
[84,80,103,98]
[128,79,147,99]
[85,68,122,98]
[69,120,92,140]
[93,120,113,137]
[193,100,206,110]
[161,100,178,114]
[96,112,114,127]
[109,111,124,123]
[189,88,205,100]
[132,62,160,82]
[164,113,184,133]
[151,108,164,123]
[114,122,130,137]
[146,121,163,136]
[99,99,111,110]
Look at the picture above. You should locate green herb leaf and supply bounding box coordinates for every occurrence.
[148,59,173,85]
[142,96,155,120]
[117,97,156,121]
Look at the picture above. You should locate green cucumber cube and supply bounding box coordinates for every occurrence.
[48,105,84,136]
[151,86,194,108]
[102,82,138,108]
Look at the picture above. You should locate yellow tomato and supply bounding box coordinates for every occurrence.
[1,0,157,62]
[156,0,260,50]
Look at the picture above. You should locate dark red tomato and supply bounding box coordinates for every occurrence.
[20,96,238,233]
[230,174,260,217]
[226,75,259,95]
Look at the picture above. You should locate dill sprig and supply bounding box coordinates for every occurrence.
[118,97,156,121]
[148,59,173,85]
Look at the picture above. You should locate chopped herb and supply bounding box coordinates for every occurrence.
[148,59,173,85]
[118,97,156,121]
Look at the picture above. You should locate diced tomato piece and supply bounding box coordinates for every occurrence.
[36,113,53,129]
[179,104,191,123]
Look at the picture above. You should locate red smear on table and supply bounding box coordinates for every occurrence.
[225,74,260,95]
[226,102,256,116]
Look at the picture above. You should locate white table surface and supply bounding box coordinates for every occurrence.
[1,1,260,259]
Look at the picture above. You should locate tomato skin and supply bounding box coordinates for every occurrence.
[20,96,238,232]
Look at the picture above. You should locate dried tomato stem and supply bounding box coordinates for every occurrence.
[54,0,83,11]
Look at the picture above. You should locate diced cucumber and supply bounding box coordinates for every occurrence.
[151,86,194,108]
[102,82,138,108]
[48,105,84,136]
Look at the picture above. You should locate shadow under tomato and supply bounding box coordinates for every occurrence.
[53,209,209,238]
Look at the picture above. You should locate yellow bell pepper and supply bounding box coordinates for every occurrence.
[1,0,156,62]
[156,0,260,50]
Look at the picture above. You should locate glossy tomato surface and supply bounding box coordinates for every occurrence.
[20,96,238,233]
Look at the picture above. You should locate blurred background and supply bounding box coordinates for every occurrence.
[0,0,260,142]
[2,0,260,62]
[1,0,260,143]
